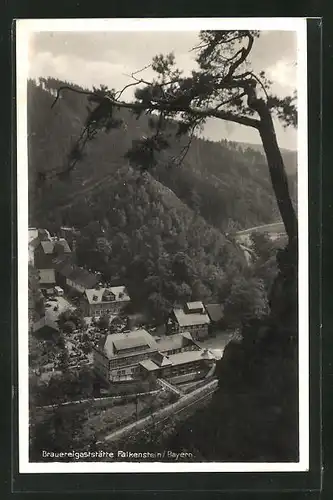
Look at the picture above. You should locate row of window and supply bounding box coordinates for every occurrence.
[180,324,208,330]
[109,352,150,368]
[161,361,202,377]
[107,345,202,369]
[162,346,197,355]
[114,344,148,355]
[89,306,119,314]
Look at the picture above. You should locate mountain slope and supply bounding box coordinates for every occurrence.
[60,164,250,317]
[28,78,287,233]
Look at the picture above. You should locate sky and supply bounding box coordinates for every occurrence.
[28,29,298,150]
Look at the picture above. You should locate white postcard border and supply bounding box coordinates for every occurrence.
[16,17,309,474]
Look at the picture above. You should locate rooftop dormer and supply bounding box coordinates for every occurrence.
[185,301,205,314]
[102,289,115,302]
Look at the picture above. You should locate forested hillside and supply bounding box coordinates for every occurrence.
[28,78,296,233]
[27,78,286,320]
[67,165,256,319]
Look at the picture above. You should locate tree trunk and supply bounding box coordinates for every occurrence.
[257,107,298,245]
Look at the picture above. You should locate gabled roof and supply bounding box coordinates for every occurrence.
[205,303,224,323]
[38,228,51,240]
[33,315,59,333]
[39,238,71,255]
[139,346,216,371]
[29,236,40,250]
[99,329,158,359]
[40,241,54,254]
[173,307,210,327]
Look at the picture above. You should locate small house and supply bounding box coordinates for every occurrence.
[205,303,224,329]
[167,301,211,340]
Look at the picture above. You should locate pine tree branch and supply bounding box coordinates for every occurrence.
[51,86,261,129]
[224,33,254,81]
[105,95,261,129]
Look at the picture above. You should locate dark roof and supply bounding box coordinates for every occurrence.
[69,267,99,288]
[52,254,72,269]
[33,316,59,333]
[40,239,71,255]
[38,269,56,285]
[56,261,73,277]
[186,301,205,313]
[58,263,99,289]
[151,351,172,367]
[85,286,130,305]
[29,236,40,250]
[173,307,210,327]
[205,303,224,323]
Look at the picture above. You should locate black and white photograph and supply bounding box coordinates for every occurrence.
[17,18,309,473]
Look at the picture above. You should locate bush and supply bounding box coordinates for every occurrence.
[63,320,76,334]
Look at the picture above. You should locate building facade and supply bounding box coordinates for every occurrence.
[55,262,99,295]
[93,329,215,384]
[32,315,59,337]
[93,329,158,382]
[205,303,224,330]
